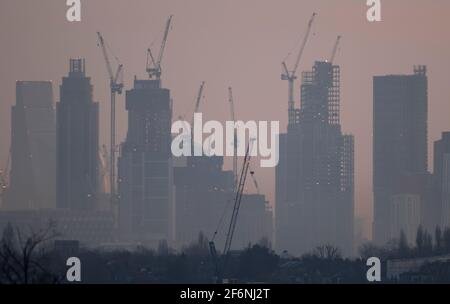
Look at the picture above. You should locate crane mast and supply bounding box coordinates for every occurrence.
[190,81,205,152]
[228,87,238,191]
[191,81,205,127]
[209,140,254,283]
[281,12,316,124]
[329,35,341,64]
[146,15,173,83]
[249,167,260,195]
[224,140,253,254]
[97,32,124,216]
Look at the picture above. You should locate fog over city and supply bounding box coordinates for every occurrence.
[2,1,450,239]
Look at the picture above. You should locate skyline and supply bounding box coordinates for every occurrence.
[2,1,450,239]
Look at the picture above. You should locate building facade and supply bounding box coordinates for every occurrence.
[5,81,56,210]
[276,61,354,256]
[234,194,273,248]
[118,78,173,246]
[389,194,421,244]
[174,156,234,248]
[56,59,99,211]
[373,66,428,244]
[434,132,450,228]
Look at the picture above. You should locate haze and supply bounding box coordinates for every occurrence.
[1,0,450,239]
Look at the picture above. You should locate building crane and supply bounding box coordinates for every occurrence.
[329,35,341,64]
[190,81,205,152]
[281,12,316,125]
[146,15,173,82]
[191,81,205,127]
[209,139,255,283]
[228,87,238,191]
[249,167,260,195]
[96,32,124,214]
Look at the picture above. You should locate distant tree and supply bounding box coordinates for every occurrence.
[415,226,433,257]
[237,244,279,281]
[313,245,342,260]
[435,226,442,254]
[0,221,60,284]
[423,230,433,256]
[257,237,272,249]
[359,240,397,260]
[157,240,169,256]
[184,232,209,256]
[359,242,381,260]
[398,230,410,258]
[443,228,450,254]
[416,225,424,254]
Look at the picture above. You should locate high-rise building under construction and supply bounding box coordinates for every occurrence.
[118,78,173,245]
[276,61,354,256]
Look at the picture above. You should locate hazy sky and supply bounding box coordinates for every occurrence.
[1,0,450,238]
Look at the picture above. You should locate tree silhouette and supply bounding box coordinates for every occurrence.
[443,228,450,253]
[416,225,424,254]
[435,226,442,254]
[313,245,342,260]
[398,230,410,258]
[237,244,279,281]
[0,221,60,284]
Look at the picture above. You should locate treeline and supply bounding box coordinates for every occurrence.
[2,223,450,284]
[359,226,450,261]
[0,223,367,284]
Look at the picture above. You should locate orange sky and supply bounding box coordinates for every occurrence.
[1,0,450,239]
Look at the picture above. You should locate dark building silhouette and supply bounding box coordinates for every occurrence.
[4,81,56,210]
[235,193,273,248]
[373,66,428,245]
[56,59,99,211]
[174,155,273,250]
[434,132,450,228]
[389,172,435,242]
[174,156,234,248]
[276,61,354,256]
[118,78,172,245]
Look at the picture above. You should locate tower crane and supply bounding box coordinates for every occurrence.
[329,35,341,64]
[228,87,238,191]
[249,167,260,195]
[146,15,173,83]
[190,81,205,152]
[96,32,124,213]
[209,139,255,283]
[191,81,206,127]
[281,12,316,125]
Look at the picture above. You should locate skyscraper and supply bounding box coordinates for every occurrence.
[5,81,56,210]
[276,61,354,256]
[373,66,428,244]
[174,156,234,248]
[56,59,99,211]
[118,78,173,245]
[390,194,421,244]
[434,132,450,228]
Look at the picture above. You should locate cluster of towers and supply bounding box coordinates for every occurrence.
[0,17,273,250]
[3,13,449,258]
